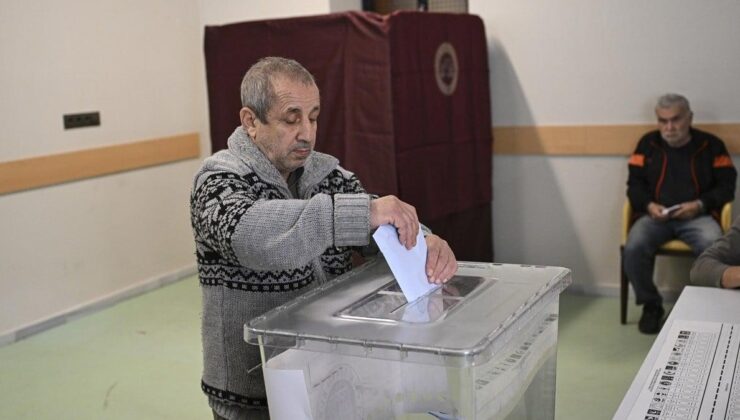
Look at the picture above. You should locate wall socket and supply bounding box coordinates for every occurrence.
[63,112,100,129]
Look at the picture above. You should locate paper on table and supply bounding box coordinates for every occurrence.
[373,224,438,302]
[626,320,740,420]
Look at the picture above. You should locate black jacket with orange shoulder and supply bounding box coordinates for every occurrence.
[627,128,737,219]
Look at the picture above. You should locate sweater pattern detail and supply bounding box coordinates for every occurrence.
[192,171,315,292]
[192,172,282,264]
[198,265,314,292]
[201,381,267,408]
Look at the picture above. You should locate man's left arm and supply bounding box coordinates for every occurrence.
[699,141,737,211]
[673,141,736,219]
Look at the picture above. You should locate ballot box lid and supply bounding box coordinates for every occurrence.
[245,259,570,366]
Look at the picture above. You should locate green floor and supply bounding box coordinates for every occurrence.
[0,276,658,419]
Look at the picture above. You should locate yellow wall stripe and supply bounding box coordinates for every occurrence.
[2,124,736,195]
[493,123,740,155]
[0,132,200,195]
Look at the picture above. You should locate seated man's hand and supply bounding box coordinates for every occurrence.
[425,234,457,285]
[672,200,701,220]
[721,266,740,289]
[647,202,670,221]
[370,195,419,249]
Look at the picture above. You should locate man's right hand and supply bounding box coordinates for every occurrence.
[370,195,419,249]
[647,202,670,222]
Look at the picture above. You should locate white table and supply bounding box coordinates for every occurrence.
[614,286,740,419]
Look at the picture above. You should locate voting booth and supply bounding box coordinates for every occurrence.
[204,11,493,262]
[245,259,571,419]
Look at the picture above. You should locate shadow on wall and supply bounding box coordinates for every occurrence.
[493,156,629,296]
[489,38,603,293]
[488,38,534,127]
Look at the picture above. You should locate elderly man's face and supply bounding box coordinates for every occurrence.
[242,76,320,179]
[656,105,692,147]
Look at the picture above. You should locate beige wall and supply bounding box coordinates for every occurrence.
[0,0,363,341]
[197,0,358,25]
[0,0,208,339]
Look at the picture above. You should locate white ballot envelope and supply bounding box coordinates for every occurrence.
[373,224,438,302]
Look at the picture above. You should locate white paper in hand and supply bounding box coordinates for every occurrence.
[373,224,437,302]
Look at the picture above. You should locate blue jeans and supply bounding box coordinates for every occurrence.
[623,215,722,306]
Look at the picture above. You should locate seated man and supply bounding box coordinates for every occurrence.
[691,216,740,289]
[190,57,457,419]
[624,93,736,334]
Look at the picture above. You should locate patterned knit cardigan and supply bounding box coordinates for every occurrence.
[190,127,371,412]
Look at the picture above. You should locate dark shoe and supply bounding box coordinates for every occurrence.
[638,303,665,334]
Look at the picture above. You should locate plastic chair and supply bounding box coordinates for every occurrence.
[619,201,732,324]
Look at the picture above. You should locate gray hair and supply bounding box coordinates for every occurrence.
[656,93,691,113]
[240,57,317,123]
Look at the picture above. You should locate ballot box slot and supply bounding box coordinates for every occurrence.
[335,275,490,324]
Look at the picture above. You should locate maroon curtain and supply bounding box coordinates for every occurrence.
[204,11,493,261]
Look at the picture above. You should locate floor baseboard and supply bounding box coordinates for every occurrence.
[565,282,683,303]
[0,264,197,347]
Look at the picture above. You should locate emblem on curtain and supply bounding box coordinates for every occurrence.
[434,42,458,96]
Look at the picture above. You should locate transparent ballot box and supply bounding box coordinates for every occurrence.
[245,259,571,420]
